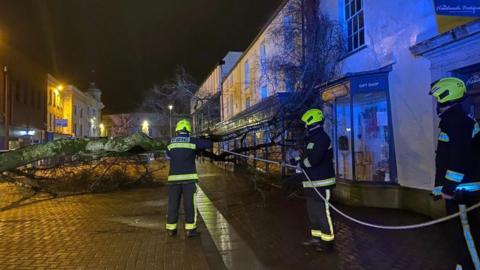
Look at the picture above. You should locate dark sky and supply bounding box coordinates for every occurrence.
[0,0,283,113]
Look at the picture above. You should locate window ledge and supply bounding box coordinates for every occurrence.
[341,45,368,61]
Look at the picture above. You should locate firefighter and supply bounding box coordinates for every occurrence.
[285,108,336,252]
[165,119,212,237]
[430,77,480,269]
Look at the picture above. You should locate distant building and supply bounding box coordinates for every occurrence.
[0,44,47,150]
[46,74,69,140]
[63,83,104,138]
[102,113,182,139]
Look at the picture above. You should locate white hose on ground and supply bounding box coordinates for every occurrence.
[221,149,480,230]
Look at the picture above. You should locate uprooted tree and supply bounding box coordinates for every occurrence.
[0,133,169,195]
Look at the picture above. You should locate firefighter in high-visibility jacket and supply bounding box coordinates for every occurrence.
[165,119,212,237]
[289,108,336,252]
[431,77,480,269]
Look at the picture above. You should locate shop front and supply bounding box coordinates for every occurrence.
[322,70,397,184]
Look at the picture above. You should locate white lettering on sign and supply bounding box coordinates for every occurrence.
[466,74,480,86]
[358,82,380,89]
[437,5,462,12]
[436,4,480,14]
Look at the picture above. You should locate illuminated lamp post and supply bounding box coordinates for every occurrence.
[168,105,173,138]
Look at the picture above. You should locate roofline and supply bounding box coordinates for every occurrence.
[221,0,290,82]
[197,51,243,92]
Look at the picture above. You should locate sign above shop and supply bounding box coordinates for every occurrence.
[350,73,388,94]
[434,0,480,17]
[55,119,68,127]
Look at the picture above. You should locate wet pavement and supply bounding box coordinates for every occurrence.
[0,183,221,270]
[196,163,460,270]
[0,161,467,270]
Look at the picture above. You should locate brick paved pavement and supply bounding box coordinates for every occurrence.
[0,162,471,270]
[196,164,461,270]
[0,183,221,270]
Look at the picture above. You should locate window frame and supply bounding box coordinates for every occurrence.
[345,0,365,53]
[244,60,250,89]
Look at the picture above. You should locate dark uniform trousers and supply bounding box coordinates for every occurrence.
[284,173,335,242]
[166,183,198,231]
[446,194,480,269]
[305,188,334,242]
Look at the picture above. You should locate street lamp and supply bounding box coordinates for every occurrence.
[142,120,150,135]
[168,105,173,138]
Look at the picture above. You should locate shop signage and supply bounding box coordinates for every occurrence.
[434,0,480,17]
[465,72,480,88]
[350,74,388,94]
[457,70,480,91]
[55,119,68,127]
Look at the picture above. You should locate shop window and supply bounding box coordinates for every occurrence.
[353,91,391,181]
[345,0,365,52]
[335,97,353,180]
[326,73,395,183]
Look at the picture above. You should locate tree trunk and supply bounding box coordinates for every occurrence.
[0,132,165,172]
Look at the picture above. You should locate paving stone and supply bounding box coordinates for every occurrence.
[0,183,214,269]
[196,163,464,270]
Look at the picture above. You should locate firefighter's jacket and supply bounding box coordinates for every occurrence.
[166,133,213,184]
[296,125,336,189]
[435,104,480,196]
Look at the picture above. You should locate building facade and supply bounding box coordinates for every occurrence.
[191,51,242,134]
[46,74,70,140]
[317,0,478,215]
[0,43,47,150]
[47,75,104,140]
[196,0,480,216]
[64,83,104,138]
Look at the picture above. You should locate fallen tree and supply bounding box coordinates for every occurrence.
[0,132,165,173]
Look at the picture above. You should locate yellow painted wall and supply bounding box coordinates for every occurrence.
[47,75,68,135]
[221,0,303,121]
[436,15,477,33]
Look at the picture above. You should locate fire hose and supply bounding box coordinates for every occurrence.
[221,149,480,269]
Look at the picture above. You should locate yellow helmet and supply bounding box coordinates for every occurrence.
[175,119,192,133]
[430,77,466,104]
[301,109,324,126]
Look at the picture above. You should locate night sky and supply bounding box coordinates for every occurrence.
[0,0,283,113]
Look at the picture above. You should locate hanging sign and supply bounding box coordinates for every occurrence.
[434,0,480,17]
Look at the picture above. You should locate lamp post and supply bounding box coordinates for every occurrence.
[168,105,173,138]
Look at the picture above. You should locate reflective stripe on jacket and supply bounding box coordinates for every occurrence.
[299,126,336,189]
[166,134,212,183]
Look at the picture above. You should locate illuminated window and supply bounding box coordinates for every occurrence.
[345,0,364,52]
[261,86,268,100]
[260,43,267,73]
[244,61,250,89]
[283,14,294,52]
